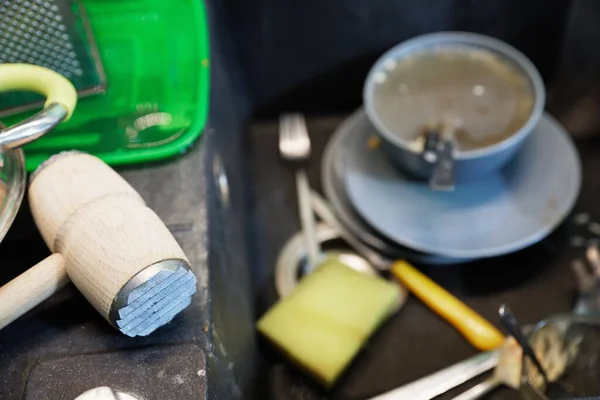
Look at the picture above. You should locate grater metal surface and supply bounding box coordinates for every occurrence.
[0,0,105,116]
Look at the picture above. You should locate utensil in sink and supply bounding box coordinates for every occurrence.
[279,113,321,271]
[0,63,76,243]
[274,223,382,299]
[379,246,598,400]
[499,305,549,385]
[421,123,457,191]
[451,336,523,400]
[520,314,600,400]
[310,190,504,351]
[0,0,105,117]
[0,64,76,148]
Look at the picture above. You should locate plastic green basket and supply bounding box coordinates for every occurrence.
[3,0,210,171]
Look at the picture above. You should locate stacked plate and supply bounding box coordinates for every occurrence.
[321,33,582,265]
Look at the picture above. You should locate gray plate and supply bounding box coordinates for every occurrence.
[345,111,581,259]
[321,109,471,265]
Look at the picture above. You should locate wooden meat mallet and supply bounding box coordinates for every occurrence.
[0,151,197,336]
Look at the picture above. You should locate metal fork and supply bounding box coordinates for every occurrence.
[279,113,321,270]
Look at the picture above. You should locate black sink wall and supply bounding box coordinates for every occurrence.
[207,0,581,398]
[220,0,572,114]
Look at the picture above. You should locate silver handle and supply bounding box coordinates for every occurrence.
[369,350,499,400]
[0,103,67,149]
[296,170,320,269]
[451,377,500,400]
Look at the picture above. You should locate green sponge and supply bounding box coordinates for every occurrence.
[257,260,402,387]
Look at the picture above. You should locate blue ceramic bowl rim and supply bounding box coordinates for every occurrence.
[363,31,546,160]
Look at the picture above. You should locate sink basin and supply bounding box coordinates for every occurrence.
[0,0,586,398]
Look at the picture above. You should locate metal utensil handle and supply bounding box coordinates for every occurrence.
[296,170,321,269]
[451,377,500,400]
[0,103,68,149]
[310,190,390,269]
[369,350,499,400]
[0,64,76,149]
[430,135,455,191]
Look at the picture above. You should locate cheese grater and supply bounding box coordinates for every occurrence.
[0,0,105,117]
[0,0,209,171]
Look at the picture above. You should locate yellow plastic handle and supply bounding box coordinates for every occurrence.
[391,260,504,351]
[0,64,77,119]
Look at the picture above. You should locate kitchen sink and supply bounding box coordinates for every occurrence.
[3,0,600,398]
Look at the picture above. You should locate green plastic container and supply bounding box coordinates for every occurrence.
[3,0,210,171]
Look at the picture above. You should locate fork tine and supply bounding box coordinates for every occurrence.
[279,112,311,161]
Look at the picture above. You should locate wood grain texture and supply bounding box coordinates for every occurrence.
[28,152,143,250]
[0,254,68,330]
[28,152,189,321]
[56,195,188,318]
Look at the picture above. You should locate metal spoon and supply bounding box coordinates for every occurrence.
[498,304,549,386]
[421,126,456,191]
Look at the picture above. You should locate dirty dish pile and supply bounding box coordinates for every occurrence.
[323,32,580,263]
[260,32,585,400]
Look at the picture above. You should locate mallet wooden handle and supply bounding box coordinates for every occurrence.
[0,254,69,330]
[26,152,196,336]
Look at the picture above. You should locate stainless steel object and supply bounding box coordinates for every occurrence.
[274,223,378,298]
[423,129,456,191]
[451,337,522,400]
[0,103,67,149]
[363,32,545,184]
[0,0,105,116]
[499,305,548,385]
[279,113,321,270]
[369,351,499,400]
[109,259,196,336]
[75,387,139,400]
[452,379,500,400]
[387,250,600,400]
[310,190,389,271]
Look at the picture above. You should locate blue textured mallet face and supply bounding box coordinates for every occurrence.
[116,266,197,337]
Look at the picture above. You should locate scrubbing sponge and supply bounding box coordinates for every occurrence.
[257,260,402,387]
